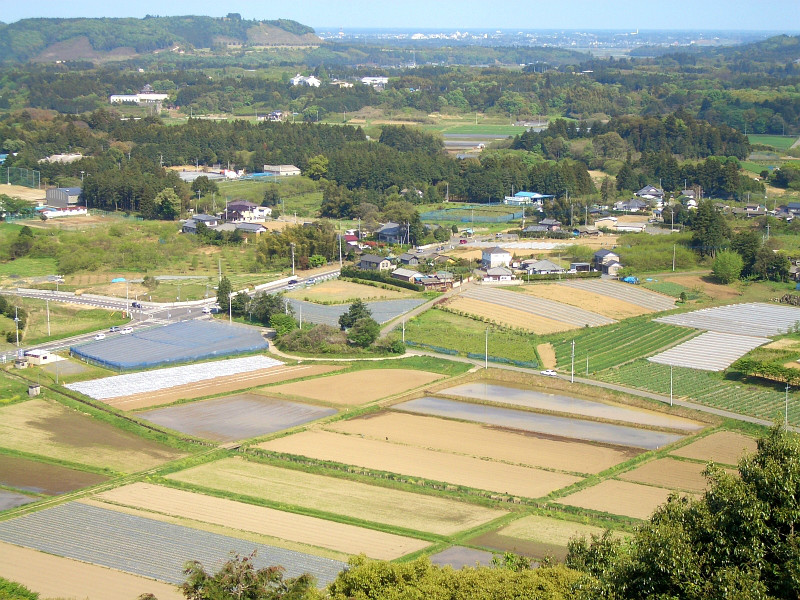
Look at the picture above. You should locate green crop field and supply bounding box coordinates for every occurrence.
[640,281,701,300]
[541,318,695,373]
[404,308,539,365]
[441,124,522,135]
[748,134,797,150]
[0,257,58,279]
[598,360,800,425]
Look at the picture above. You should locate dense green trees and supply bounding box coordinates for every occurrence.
[216,276,232,312]
[690,199,730,257]
[712,250,744,283]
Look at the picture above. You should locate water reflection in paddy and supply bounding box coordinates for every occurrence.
[441,382,702,431]
[395,397,684,450]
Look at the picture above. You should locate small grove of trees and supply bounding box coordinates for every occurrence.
[711,249,744,283]
[0,295,26,343]
[338,299,380,348]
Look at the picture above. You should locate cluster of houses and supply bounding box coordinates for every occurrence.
[478,246,624,282]
[357,252,458,291]
[289,75,388,90]
[182,200,273,236]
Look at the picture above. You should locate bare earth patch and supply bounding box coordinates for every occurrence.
[260,429,581,498]
[0,184,46,201]
[447,296,577,334]
[0,541,182,600]
[167,458,505,535]
[0,399,184,472]
[520,284,651,319]
[537,343,557,370]
[265,369,444,405]
[555,479,678,520]
[328,412,634,474]
[670,431,757,466]
[94,483,427,560]
[287,280,415,303]
[111,364,344,410]
[498,514,618,547]
[618,457,729,493]
[661,274,741,300]
[765,338,800,350]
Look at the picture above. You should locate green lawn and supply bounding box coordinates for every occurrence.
[0,370,34,406]
[404,308,539,366]
[0,257,58,279]
[748,134,797,150]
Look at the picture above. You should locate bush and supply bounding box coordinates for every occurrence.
[712,250,744,283]
[269,313,297,337]
[347,316,380,347]
[340,266,423,291]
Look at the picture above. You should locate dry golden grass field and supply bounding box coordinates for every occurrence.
[264,369,444,405]
[328,412,636,474]
[286,280,416,303]
[260,429,581,498]
[110,364,344,410]
[166,458,506,535]
[670,431,757,466]
[0,541,182,600]
[555,479,679,520]
[537,343,557,369]
[94,483,427,560]
[519,284,652,319]
[446,296,577,334]
[0,399,184,472]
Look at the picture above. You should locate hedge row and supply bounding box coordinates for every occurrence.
[340,266,424,292]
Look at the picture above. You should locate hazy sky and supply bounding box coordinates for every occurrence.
[3,0,799,31]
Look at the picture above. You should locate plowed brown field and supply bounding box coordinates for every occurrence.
[260,430,580,498]
[618,457,728,493]
[110,364,344,410]
[265,369,444,405]
[670,431,757,466]
[519,284,651,319]
[95,483,427,559]
[555,480,677,520]
[446,297,577,334]
[328,412,635,474]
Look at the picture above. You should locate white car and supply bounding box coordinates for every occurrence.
[120,327,134,335]
[540,369,558,377]
[93,333,106,341]
[202,306,212,314]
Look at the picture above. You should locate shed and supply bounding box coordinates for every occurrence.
[24,349,58,365]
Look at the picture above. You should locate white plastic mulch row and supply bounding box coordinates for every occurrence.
[655,302,800,338]
[648,331,770,372]
[66,355,283,400]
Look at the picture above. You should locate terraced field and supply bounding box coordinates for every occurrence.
[544,319,696,372]
[460,287,613,327]
[558,280,675,312]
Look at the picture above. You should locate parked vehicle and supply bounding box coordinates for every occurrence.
[459,239,468,244]
[120,326,133,335]
[109,326,120,332]
[94,333,106,341]
[202,306,212,314]
[540,369,558,377]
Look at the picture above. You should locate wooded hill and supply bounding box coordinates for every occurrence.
[0,15,319,64]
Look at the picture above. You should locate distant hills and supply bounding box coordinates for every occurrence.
[0,15,320,64]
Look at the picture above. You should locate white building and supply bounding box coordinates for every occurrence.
[109,93,169,105]
[481,246,512,269]
[263,165,301,176]
[290,74,321,87]
[361,76,389,87]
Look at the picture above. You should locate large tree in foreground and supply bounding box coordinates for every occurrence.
[568,426,800,599]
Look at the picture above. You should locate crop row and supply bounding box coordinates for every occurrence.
[598,361,800,425]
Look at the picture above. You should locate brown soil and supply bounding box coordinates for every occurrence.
[0,399,184,472]
[328,412,635,474]
[111,364,344,410]
[670,431,757,466]
[95,483,427,560]
[447,296,577,334]
[260,429,581,498]
[286,280,414,303]
[0,455,107,495]
[1,185,46,201]
[618,457,730,493]
[660,274,741,300]
[0,541,182,600]
[265,369,444,406]
[536,343,557,369]
[519,284,651,319]
[556,479,680,520]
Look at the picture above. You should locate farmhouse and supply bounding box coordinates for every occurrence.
[520,259,564,275]
[234,222,267,236]
[359,254,392,271]
[224,200,272,222]
[375,222,402,244]
[614,198,649,212]
[635,185,664,200]
[182,214,220,234]
[391,268,423,283]
[522,225,548,235]
[573,225,600,237]
[482,247,512,269]
[603,260,624,276]
[484,266,513,281]
[45,187,82,208]
[263,164,301,177]
[397,252,420,267]
[594,249,620,270]
[539,218,562,231]
[419,271,455,291]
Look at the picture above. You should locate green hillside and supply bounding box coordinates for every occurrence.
[0,15,318,63]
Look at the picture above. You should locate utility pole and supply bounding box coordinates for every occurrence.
[571,339,575,383]
[402,319,405,343]
[291,243,296,276]
[670,365,674,407]
[672,244,676,272]
[786,384,790,425]
[485,327,488,369]
[218,259,222,282]
[338,231,343,268]
[14,307,19,347]
[46,299,50,337]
